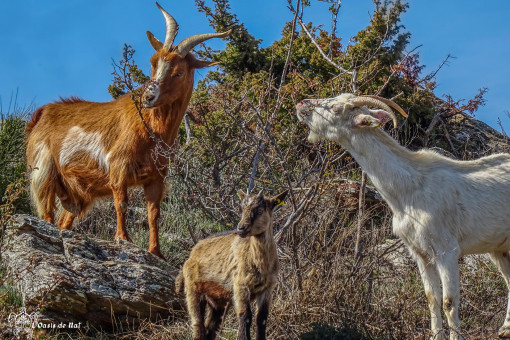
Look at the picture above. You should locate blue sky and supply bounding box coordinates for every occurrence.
[1,1,509,132]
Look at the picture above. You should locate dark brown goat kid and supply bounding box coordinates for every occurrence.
[25,2,230,259]
[176,191,288,340]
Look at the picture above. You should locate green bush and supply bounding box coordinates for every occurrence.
[0,107,31,214]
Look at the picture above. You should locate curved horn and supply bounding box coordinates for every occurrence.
[362,95,408,118]
[176,30,232,57]
[351,96,399,129]
[155,2,179,50]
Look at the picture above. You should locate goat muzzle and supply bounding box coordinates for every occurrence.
[296,99,322,122]
[141,80,161,108]
[235,224,250,238]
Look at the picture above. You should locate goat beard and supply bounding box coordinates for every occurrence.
[235,230,250,238]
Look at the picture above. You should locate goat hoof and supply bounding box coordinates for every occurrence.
[499,326,510,338]
[115,233,133,243]
[430,330,446,340]
[149,248,167,261]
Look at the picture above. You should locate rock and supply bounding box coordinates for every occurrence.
[2,215,181,329]
[449,113,510,157]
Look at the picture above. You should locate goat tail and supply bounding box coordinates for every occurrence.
[26,106,45,135]
[28,142,58,219]
[175,270,185,294]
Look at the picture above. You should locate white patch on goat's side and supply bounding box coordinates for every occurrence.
[155,59,170,82]
[31,142,52,216]
[105,152,111,166]
[59,126,110,171]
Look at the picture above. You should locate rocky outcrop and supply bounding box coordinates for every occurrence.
[448,112,510,157]
[1,215,181,329]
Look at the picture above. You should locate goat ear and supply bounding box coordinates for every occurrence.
[192,59,221,69]
[147,31,163,51]
[371,109,392,126]
[270,191,289,210]
[237,190,246,201]
[353,111,390,128]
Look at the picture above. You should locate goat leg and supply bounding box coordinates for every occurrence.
[144,180,165,259]
[111,184,131,242]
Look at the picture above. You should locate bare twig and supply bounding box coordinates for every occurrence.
[298,20,354,76]
[354,171,367,261]
[422,54,453,84]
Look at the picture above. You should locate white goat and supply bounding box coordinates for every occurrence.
[296,93,510,340]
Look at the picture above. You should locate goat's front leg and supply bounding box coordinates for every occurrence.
[255,290,272,340]
[111,182,132,242]
[488,251,510,338]
[414,253,445,340]
[234,285,252,340]
[436,251,463,340]
[143,179,165,259]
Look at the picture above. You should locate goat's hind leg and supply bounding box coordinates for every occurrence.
[56,196,82,230]
[186,287,207,340]
[489,251,510,338]
[30,171,57,224]
[204,302,226,340]
[57,210,76,230]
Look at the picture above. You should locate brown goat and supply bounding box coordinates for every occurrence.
[176,191,288,340]
[25,2,230,259]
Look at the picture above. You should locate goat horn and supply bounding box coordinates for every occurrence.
[361,95,408,118]
[351,97,399,129]
[176,30,232,58]
[155,2,179,50]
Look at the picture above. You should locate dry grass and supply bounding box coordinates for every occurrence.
[22,182,504,340]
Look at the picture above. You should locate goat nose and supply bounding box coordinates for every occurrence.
[143,93,155,102]
[297,99,309,107]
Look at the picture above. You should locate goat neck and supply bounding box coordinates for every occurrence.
[247,221,278,275]
[141,98,188,140]
[342,128,421,212]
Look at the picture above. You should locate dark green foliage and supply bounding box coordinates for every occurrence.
[298,323,370,340]
[195,0,268,78]
[0,111,30,214]
[0,283,22,308]
[108,44,150,99]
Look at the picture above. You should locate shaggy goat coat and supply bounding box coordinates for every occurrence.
[25,3,229,259]
[177,191,286,340]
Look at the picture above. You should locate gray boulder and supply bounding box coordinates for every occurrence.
[1,215,181,329]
